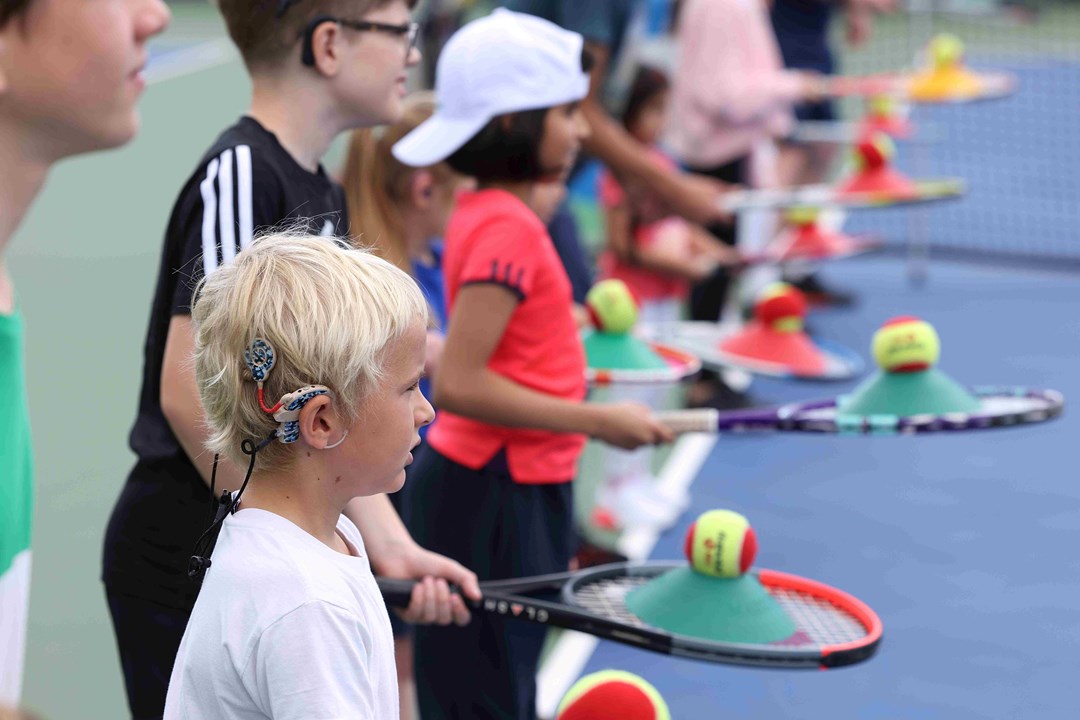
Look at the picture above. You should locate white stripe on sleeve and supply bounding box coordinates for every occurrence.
[199,157,220,277]
[236,145,254,250]
[217,148,237,266]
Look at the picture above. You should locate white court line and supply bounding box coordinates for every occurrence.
[146,38,236,85]
[534,432,718,719]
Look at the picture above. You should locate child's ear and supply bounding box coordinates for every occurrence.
[297,394,340,450]
[310,21,344,76]
[410,170,436,207]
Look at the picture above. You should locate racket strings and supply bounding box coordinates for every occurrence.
[767,587,868,647]
[569,574,869,648]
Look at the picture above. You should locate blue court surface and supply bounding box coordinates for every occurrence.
[582,257,1080,719]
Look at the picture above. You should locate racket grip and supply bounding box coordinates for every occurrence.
[654,409,719,435]
[377,577,467,608]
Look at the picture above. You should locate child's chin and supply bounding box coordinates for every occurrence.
[385,471,407,494]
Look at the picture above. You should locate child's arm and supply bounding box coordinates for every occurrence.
[679,0,823,126]
[579,40,734,226]
[602,181,636,264]
[344,495,480,624]
[604,200,735,283]
[435,284,673,450]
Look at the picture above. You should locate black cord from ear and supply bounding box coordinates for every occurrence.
[188,430,276,581]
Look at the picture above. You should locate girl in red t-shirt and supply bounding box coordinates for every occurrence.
[391,10,673,719]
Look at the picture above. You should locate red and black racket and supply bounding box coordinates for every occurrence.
[379,560,882,669]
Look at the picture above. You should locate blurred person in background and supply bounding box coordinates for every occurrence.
[0,0,169,705]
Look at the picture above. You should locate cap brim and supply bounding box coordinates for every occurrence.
[392,114,489,167]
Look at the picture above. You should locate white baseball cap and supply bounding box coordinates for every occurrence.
[393,9,590,168]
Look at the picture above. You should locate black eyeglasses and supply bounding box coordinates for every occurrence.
[300,15,420,66]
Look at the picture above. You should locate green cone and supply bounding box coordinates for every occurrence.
[838,368,981,417]
[583,331,668,371]
[625,567,797,644]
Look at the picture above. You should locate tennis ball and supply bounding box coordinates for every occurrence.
[683,509,758,578]
[868,94,896,118]
[853,132,895,171]
[784,206,821,227]
[930,33,965,67]
[754,282,807,333]
[557,670,670,720]
[872,315,940,373]
[586,279,639,334]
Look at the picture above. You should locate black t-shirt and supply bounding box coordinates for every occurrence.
[103,117,348,609]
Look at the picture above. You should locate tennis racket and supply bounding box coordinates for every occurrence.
[378,561,882,669]
[586,342,701,386]
[824,72,1017,103]
[740,233,883,266]
[654,386,1064,435]
[720,178,965,213]
[640,321,864,381]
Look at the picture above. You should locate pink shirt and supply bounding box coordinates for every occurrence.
[670,0,802,168]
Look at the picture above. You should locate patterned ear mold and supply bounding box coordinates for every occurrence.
[245,338,276,383]
[273,386,331,443]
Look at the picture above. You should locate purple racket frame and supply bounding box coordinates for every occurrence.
[658,386,1064,435]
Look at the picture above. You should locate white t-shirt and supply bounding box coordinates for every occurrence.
[163,509,397,720]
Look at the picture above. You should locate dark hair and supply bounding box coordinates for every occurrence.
[445,47,595,182]
[445,108,549,182]
[622,66,670,131]
[0,0,33,27]
[218,0,417,70]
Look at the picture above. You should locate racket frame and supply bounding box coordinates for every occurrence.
[379,561,883,669]
[655,386,1064,435]
[721,178,966,213]
[586,341,702,386]
[641,321,865,381]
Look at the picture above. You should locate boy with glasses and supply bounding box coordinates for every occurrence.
[102,1,479,717]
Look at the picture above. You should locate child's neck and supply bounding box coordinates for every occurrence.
[479,180,535,209]
[402,215,434,265]
[248,77,345,174]
[238,464,352,554]
[0,124,52,312]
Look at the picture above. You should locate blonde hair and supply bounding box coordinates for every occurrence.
[343,92,457,273]
[191,231,428,470]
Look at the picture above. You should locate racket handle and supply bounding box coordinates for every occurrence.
[654,409,719,435]
[377,577,468,608]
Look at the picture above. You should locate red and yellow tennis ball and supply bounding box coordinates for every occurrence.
[586,279,639,334]
[557,670,670,720]
[867,94,897,118]
[872,315,940,373]
[930,33,965,68]
[684,509,758,578]
[754,282,807,333]
[853,132,895,171]
[783,206,821,227]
